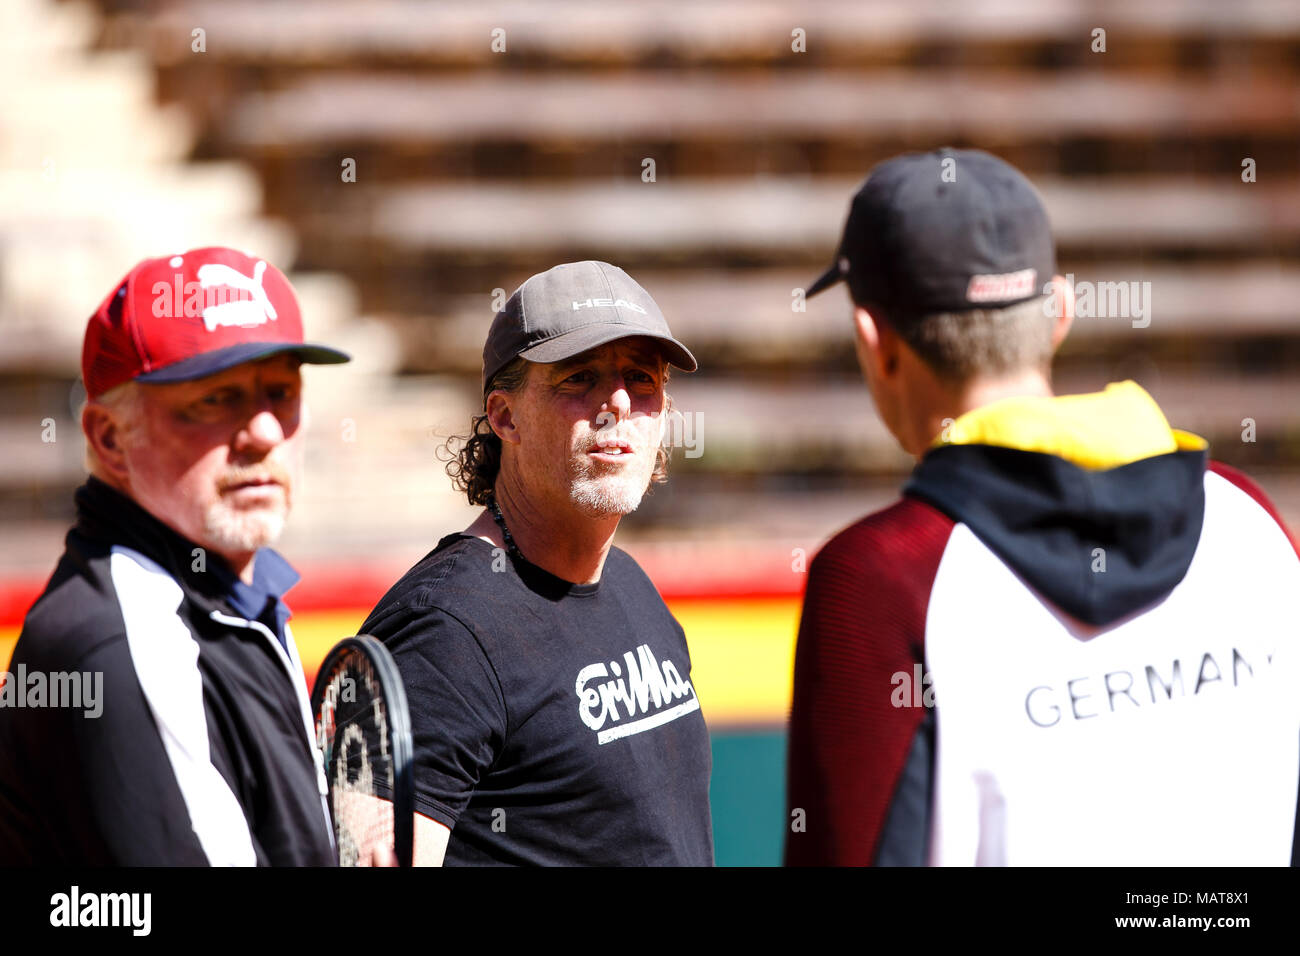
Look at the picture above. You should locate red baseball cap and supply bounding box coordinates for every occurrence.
[82,246,350,399]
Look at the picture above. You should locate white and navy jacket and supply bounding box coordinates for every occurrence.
[786,382,1300,866]
[0,477,334,865]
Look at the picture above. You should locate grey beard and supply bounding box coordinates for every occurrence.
[202,500,286,554]
[568,474,649,516]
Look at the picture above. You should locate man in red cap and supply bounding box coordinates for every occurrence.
[0,248,349,865]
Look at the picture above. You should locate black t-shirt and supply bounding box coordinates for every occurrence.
[360,534,715,866]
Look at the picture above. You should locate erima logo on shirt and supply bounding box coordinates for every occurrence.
[572,298,648,314]
[575,644,699,745]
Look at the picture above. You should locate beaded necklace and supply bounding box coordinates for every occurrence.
[487,494,522,562]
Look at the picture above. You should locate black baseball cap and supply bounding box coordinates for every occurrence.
[807,148,1056,324]
[482,261,697,387]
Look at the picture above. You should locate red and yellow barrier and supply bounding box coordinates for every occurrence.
[1,549,808,728]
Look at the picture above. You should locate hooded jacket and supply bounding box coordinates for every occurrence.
[0,478,335,865]
[785,382,1300,866]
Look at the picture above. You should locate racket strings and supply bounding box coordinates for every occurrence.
[320,663,399,866]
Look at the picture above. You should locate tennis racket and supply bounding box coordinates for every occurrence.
[311,635,414,867]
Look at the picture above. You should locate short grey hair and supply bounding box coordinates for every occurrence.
[83,380,144,476]
[884,295,1055,382]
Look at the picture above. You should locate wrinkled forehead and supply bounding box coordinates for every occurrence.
[541,336,669,373]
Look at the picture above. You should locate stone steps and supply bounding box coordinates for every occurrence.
[121,0,1300,70]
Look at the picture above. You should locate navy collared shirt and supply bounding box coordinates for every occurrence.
[211,547,301,653]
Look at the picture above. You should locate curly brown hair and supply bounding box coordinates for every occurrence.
[442,356,674,506]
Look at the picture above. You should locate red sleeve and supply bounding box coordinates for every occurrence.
[784,498,954,866]
[1208,460,1300,560]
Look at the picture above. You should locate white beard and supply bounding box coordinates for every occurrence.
[565,413,665,517]
[568,473,648,516]
[202,497,287,553]
[567,450,657,516]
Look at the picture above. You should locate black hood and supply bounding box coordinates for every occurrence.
[904,443,1207,627]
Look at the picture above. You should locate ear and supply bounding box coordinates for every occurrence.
[82,402,131,483]
[852,305,899,379]
[485,390,521,446]
[1047,274,1075,349]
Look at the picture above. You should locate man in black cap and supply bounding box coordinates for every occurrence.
[785,149,1300,866]
[361,261,714,866]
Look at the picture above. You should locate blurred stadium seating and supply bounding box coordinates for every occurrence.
[2,0,1299,864]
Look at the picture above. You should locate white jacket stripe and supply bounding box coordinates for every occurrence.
[110,547,257,866]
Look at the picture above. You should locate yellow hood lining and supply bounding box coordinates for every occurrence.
[932,381,1207,471]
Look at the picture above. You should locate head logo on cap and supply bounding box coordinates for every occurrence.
[482,261,697,388]
[571,297,648,315]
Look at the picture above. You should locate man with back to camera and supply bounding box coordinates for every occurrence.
[360,260,714,866]
[784,148,1300,866]
[0,247,349,864]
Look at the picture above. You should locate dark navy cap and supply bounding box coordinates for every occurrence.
[807,148,1056,324]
